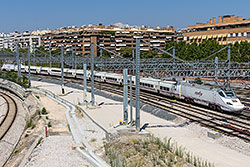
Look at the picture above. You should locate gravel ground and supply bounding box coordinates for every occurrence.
[77,111,107,157]
[186,123,250,156]
[25,136,92,167]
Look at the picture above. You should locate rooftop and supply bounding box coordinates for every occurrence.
[187,15,250,30]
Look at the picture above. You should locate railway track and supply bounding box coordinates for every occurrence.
[0,92,17,140]
[232,87,250,120]
[93,81,250,142]
[30,74,250,142]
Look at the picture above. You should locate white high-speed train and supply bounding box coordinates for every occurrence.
[1,64,245,113]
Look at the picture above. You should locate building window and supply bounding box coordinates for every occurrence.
[247,32,250,38]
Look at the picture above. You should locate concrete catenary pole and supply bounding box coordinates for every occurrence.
[83,63,87,105]
[215,56,218,84]
[61,46,65,94]
[90,43,95,105]
[28,44,31,87]
[129,75,133,125]
[16,44,21,77]
[135,38,140,130]
[123,69,128,123]
[227,46,231,87]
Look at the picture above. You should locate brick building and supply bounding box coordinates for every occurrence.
[41,24,175,57]
[183,15,250,45]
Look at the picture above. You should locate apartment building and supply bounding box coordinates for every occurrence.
[14,31,41,51]
[41,24,175,57]
[0,30,45,52]
[184,15,250,45]
[0,32,16,51]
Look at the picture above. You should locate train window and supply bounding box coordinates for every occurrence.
[160,86,169,91]
[225,91,235,97]
[218,91,225,97]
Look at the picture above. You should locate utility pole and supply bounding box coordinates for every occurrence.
[16,44,21,77]
[123,69,128,124]
[61,46,65,94]
[83,63,87,105]
[90,43,95,105]
[28,44,31,87]
[135,38,140,130]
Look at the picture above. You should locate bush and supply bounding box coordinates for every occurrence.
[41,107,48,115]
[0,71,29,88]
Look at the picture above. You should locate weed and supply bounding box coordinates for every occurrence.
[67,124,71,132]
[25,118,34,129]
[13,147,22,154]
[48,121,52,127]
[90,138,96,142]
[41,107,48,115]
[37,137,43,146]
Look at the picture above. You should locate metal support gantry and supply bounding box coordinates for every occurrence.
[135,38,141,131]
[16,44,21,77]
[123,69,128,124]
[83,63,87,105]
[2,43,250,88]
[28,44,31,87]
[90,43,95,105]
[61,46,65,94]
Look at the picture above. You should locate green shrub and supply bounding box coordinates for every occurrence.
[41,107,48,115]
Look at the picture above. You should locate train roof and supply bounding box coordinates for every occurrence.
[181,82,223,91]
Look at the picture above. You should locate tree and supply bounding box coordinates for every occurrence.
[119,47,132,58]
[141,50,158,58]
[101,50,111,58]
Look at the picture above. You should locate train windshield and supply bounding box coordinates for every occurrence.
[224,91,235,97]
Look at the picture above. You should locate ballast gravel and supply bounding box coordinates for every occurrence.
[25,136,92,167]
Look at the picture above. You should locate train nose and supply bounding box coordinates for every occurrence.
[231,104,245,112]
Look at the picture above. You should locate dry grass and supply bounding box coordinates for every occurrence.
[104,135,214,167]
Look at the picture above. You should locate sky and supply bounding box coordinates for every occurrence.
[1,0,250,33]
